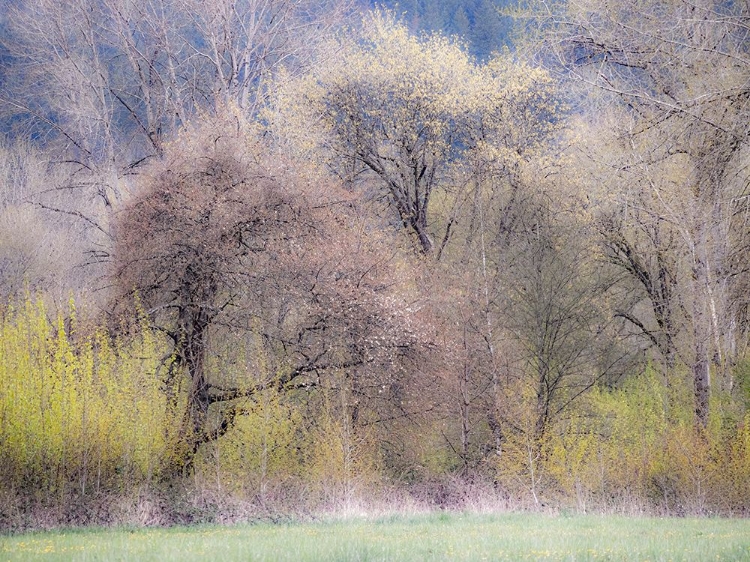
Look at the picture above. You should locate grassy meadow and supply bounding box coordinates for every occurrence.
[2,512,749,561]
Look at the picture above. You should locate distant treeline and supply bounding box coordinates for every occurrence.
[370,0,514,57]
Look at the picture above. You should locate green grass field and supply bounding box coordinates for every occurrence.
[2,512,749,561]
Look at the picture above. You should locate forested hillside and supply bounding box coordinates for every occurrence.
[0,0,748,530]
[369,0,514,57]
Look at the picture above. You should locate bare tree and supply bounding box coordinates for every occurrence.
[271,10,562,255]
[1,0,351,169]
[0,138,109,306]
[113,110,427,469]
[0,0,352,298]
[527,0,750,427]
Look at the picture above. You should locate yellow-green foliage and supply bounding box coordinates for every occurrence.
[305,388,382,503]
[195,386,304,496]
[191,326,306,495]
[0,296,178,496]
[490,378,550,501]
[269,10,563,176]
[543,367,750,513]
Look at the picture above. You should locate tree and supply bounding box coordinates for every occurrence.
[1,0,350,166]
[527,0,750,427]
[271,12,580,474]
[500,195,629,439]
[113,108,427,469]
[0,0,351,271]
[0,139,104,306]
[270,10,561,255]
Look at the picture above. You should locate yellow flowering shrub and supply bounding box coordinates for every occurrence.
[0,296,178,497]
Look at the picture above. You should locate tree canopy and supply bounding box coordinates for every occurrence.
[271,11,562,254]
[1,1,749,527]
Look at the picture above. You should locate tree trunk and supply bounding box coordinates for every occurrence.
[175,265,218,467]
[411,215,434,254]
[691,248,711,429]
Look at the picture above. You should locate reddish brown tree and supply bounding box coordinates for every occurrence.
[113,110,428,469]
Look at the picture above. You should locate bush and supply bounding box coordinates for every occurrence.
[0,295,179,504]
